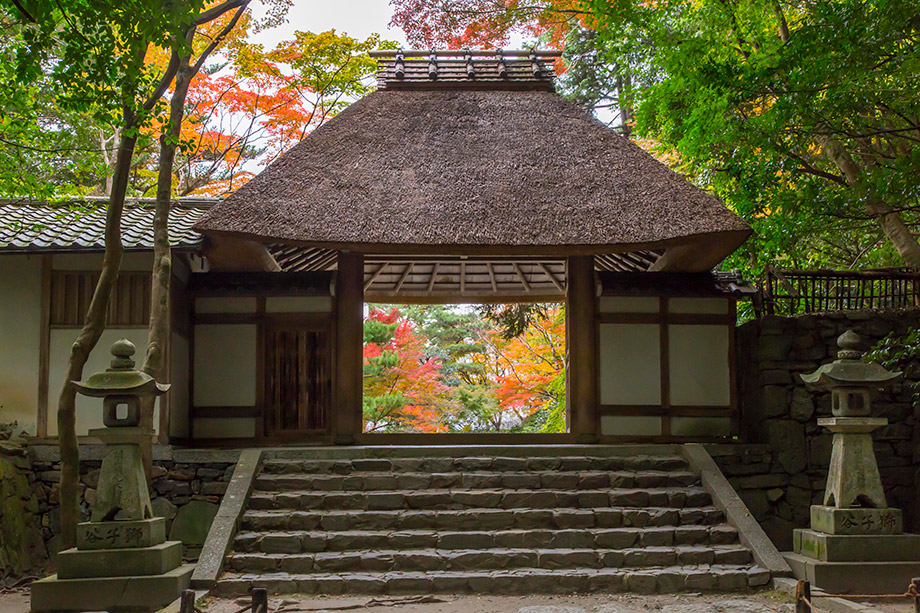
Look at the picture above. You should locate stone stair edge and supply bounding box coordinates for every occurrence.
[261,444,683,460]
[214,564,772,595]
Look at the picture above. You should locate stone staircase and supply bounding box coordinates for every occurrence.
[216,446,771,595]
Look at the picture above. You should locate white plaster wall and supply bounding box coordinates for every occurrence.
[48,328,159,436]
[193,324,257,407]
[169,332,189,438]
[668,324,731,406]
[598,323,661,405]
[0,255,42,435]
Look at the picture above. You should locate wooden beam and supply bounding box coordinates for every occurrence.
[539,262,565,292]
[363,263,386,291]
[488,263,498,292]
[566,255,598,444]
[364,292,564,305]
[460,261,466,294]
[37,254,51,438]
[513,263,531,292]
[427,263,439,293]
[334,251,364,445]
[394,263,414,292]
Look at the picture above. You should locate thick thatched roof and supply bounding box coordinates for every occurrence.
[195,66,750,268]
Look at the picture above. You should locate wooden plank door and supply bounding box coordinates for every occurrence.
[263,322,333,439]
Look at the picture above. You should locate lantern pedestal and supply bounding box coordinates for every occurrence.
[31,428,192,612]
[31,340,191,612]
[782,332,920,594]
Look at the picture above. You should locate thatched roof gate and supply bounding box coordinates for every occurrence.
[194,49,750,302]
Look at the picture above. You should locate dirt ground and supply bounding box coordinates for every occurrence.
[0,588,913,612]
[197,591,799,613]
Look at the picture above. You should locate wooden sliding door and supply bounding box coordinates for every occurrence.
[263,319,333,439]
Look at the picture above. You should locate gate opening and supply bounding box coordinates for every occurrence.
[362,303,567,434]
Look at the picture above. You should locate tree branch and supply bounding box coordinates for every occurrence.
[194,0,248,25]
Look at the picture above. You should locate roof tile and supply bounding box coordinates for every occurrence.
[0,200,213,252]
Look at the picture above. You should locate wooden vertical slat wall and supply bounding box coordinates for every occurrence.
[49,271,152,326]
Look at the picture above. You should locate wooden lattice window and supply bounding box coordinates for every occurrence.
[50,271,151,326]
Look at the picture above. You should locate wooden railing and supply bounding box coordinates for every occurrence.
[761,267,920,316]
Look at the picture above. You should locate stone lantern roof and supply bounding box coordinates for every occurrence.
[800,330,901,389]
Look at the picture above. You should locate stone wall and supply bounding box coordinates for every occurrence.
[27,445,239,559]
[0,424,48,585]
[734,308,920,549]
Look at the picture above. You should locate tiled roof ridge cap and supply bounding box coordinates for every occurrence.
[373,48,562,91]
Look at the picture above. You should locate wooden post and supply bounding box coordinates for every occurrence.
[566,255,598,443]
[38,254,52,438]
[251,587,268,613]
[334,251,364,445]
[795,580,811,613]
[179,589,195,613]
[912,577,920,613]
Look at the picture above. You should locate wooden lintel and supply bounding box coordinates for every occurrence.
[364,292,564,305]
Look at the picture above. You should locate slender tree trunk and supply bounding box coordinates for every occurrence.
[57,115,138,549]
[141,59,194,448]
[818,134,920,268]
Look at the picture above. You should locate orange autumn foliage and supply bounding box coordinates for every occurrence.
[363,307,450,433]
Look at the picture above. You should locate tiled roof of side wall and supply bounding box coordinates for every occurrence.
[0,199,216,252]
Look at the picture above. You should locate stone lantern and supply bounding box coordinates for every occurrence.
[32,339,193,612]
[784,330,920,593]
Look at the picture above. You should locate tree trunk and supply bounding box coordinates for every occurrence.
[141,59,194,449]
[818,134,920,268]
[57,118,138,549]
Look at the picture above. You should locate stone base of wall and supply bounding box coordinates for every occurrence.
[0,424,48,585]
[27,444,239,560]
[735,309,920,550]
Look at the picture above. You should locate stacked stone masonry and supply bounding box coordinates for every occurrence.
[218,451,770,595]
[27,445,235,558]
[734,308,920,550]
[0,424,48,585]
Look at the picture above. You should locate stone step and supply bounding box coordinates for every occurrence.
[252,470,700,492]
[259,455,689,476]
[228,545,753,574]
[234,525,740,554]
[241,506,726,532]
[216,564,771,596]
[247,487,712,511]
